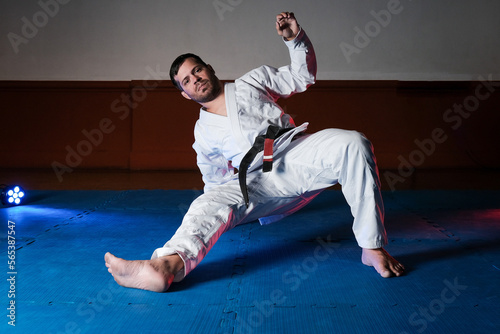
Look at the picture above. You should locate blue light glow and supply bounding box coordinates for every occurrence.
[1,185,26,206]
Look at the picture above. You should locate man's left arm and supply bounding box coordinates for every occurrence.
[246,12,317,99]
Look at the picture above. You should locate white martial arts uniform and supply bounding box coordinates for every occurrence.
[152,29,388,282]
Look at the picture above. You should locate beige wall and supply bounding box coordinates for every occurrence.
[1,0,499,81]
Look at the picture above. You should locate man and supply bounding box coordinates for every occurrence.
[105,12,404,293]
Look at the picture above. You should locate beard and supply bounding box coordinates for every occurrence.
[190,75,222,104]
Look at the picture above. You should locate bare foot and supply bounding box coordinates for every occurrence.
[104,252,183,292]
[361,248,405,278]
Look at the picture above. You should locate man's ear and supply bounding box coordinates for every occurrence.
[181,91,192,100]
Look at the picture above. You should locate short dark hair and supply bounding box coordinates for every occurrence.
[169,53,208,91]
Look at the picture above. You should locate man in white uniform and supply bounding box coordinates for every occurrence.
[105,12,405,292]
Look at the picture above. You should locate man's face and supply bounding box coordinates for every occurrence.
[175,58,221,104]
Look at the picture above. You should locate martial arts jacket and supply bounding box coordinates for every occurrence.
[193,29,317,193]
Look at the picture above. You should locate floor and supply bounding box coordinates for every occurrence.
[1,169,499,333]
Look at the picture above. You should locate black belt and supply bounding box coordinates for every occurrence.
[238,125,294,207]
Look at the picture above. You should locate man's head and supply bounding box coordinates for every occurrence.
[169,53,207,90]
[170,53,222,104]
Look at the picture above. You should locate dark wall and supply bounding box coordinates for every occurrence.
[1,80,499,175]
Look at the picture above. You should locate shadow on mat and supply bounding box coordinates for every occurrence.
[395,239,500,272]
[169,220,356,291]
[169,190,355,291]
[171,238,500,291]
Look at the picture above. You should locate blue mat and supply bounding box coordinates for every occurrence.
[1,190,499,333]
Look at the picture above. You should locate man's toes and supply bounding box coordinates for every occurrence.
[391,263,405,277]
[376,261,403,278]
[379,269,392,278]
[374,263,393,278]
[105,252,116,263]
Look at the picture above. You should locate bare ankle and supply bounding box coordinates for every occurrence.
[157,254,184,278]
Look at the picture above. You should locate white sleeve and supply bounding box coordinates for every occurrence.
[242,28,317,100]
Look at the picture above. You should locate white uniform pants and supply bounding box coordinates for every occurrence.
[152,129,387,281]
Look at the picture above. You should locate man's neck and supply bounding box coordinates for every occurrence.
[202,89,226,116]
